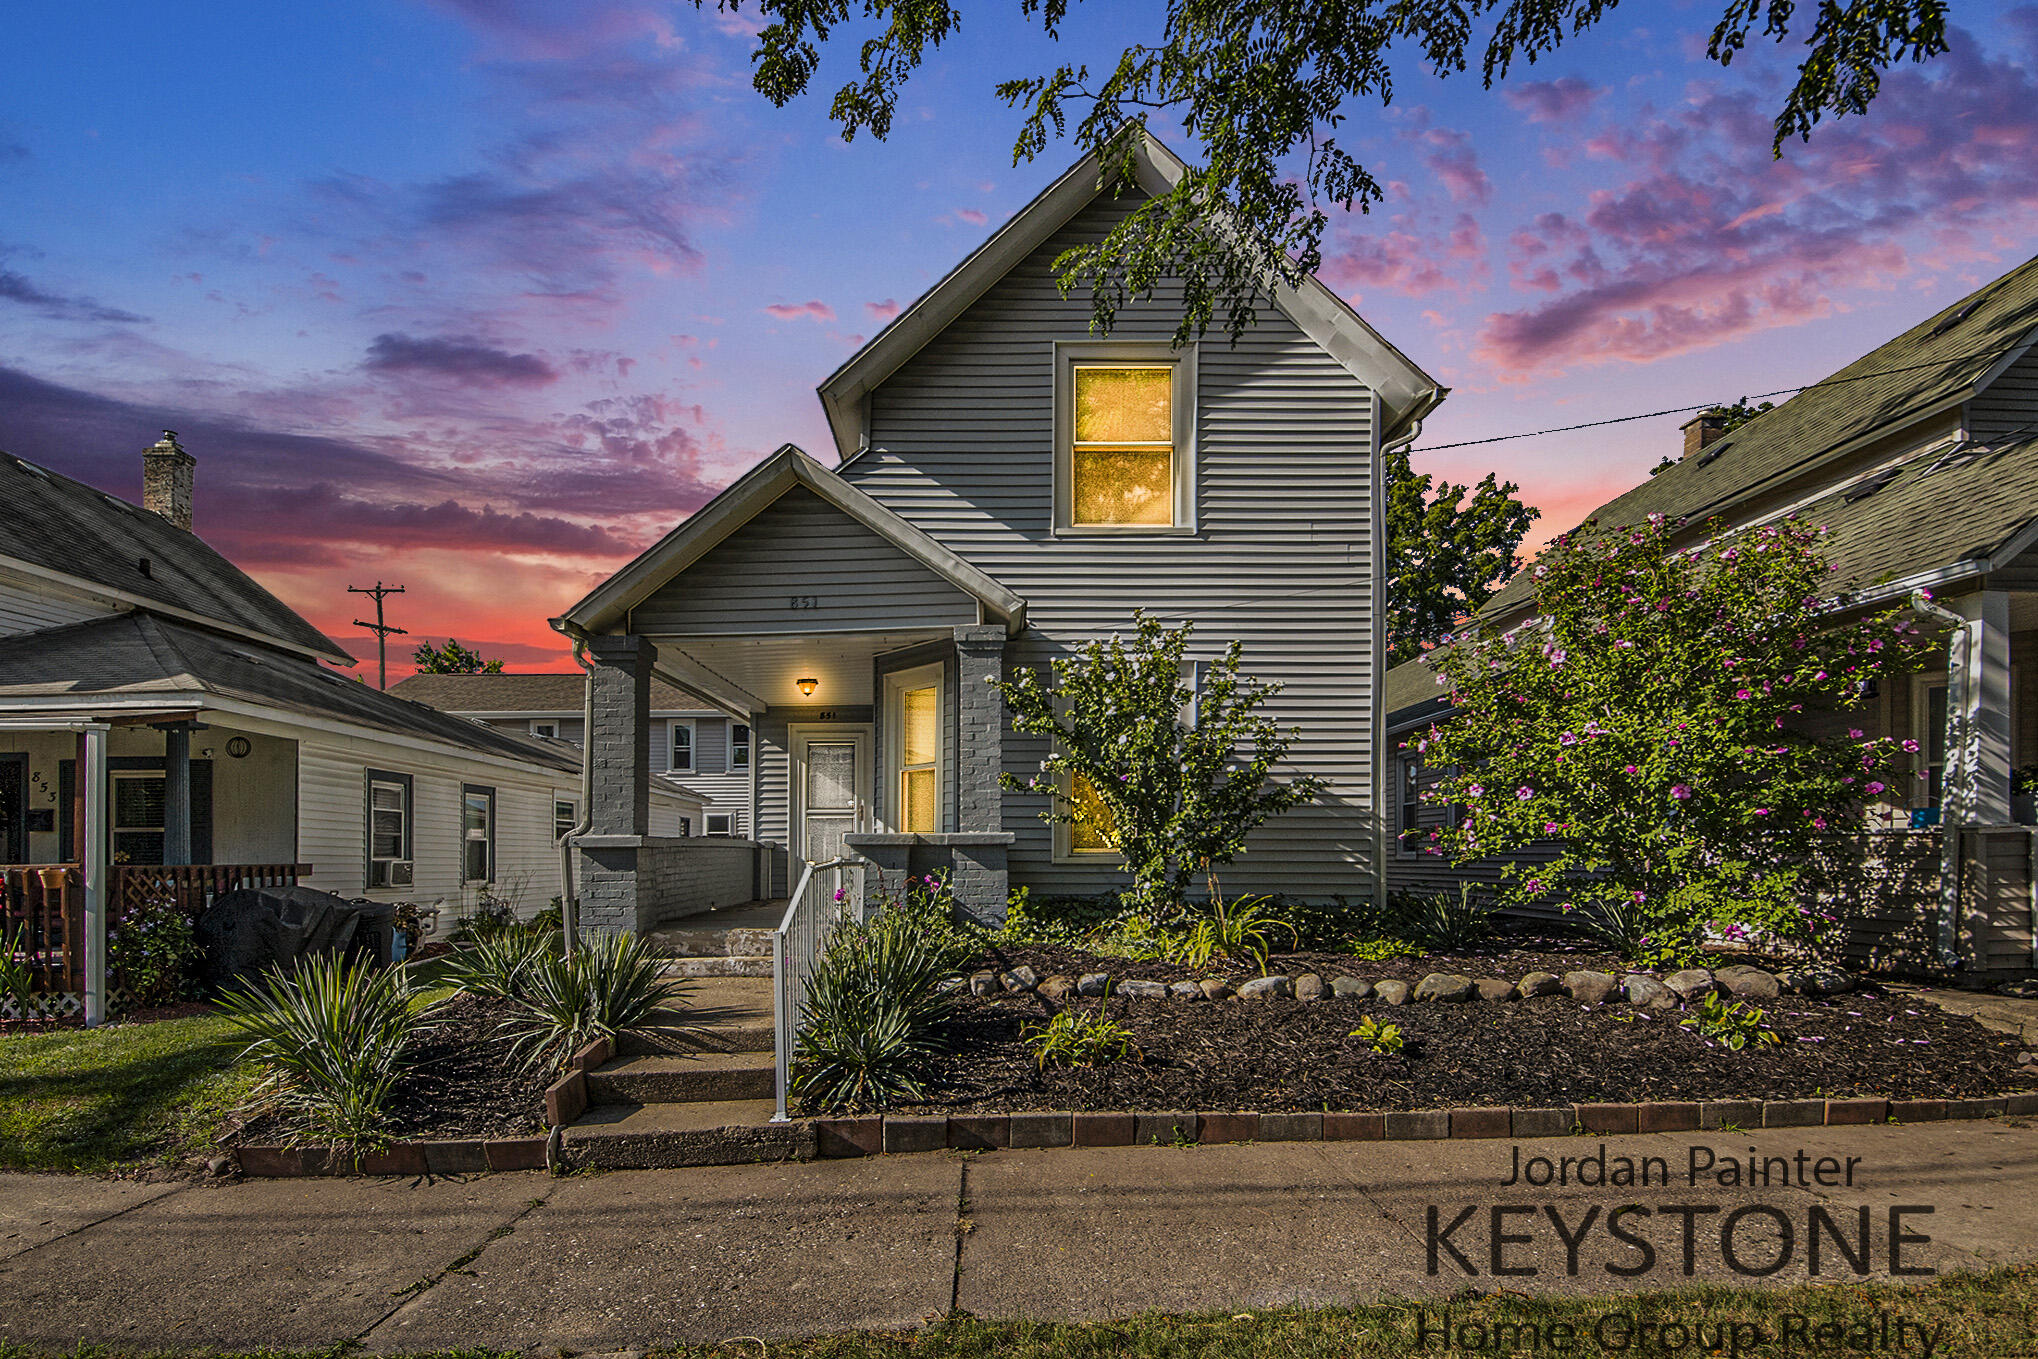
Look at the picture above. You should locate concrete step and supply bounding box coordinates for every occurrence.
[620,1020,774,1057]
[662,954,772,978]
[560,1099,814,1170]
[587,1051,775,1104]
[654,926,778,958]
[619,984,776,1056]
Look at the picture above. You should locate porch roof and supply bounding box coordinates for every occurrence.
[0,612,581,772]
[554,443,1027,639]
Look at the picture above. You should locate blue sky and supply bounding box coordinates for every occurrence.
[3,0,2036,671]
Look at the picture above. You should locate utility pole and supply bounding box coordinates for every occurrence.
[349,581,407,690]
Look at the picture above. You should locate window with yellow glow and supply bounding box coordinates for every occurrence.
[1071,365,1174,526]
[899,683,938,833]
[1068,771,1119,852]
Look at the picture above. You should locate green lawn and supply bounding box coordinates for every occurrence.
[0,1268,2027,1358]
[0,1010,257,1174]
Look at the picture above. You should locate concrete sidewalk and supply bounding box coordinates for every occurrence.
[2,1119,2035,1352]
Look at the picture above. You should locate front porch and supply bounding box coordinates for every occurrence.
[560,446,1027,935]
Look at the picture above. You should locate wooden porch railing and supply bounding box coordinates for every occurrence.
[111,863,309,923]
[1,862,310,995]
[0,866,81,992]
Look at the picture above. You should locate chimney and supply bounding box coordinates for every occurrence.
[142,430,194,531]
[1680,411,1729,460]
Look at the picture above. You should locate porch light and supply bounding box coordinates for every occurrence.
[796,676,819,697]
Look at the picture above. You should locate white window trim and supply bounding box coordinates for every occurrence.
[730,722,751,771]
[461,784,495,884]
[1395,754,1422,859]
[706,812,736,837]
[669,718,696,774]
[553,797,577,843]
[883,661,946,834]
[530,720,559,739]
[1051,340,1197,536]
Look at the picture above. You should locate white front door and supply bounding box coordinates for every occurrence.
[792,728,869,865]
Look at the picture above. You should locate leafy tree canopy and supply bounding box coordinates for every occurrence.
[707,0,1952,342]
[1414,514,1933,959]
[411,638,505,675]
[1386,443,1538,667]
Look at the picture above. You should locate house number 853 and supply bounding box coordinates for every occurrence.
[789,595,821,609]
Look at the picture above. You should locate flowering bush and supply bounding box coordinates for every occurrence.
[998,612,1322,916]
[1416,514,1931,956]
[109,893,200,1009]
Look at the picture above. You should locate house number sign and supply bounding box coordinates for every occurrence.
[788,595,822,609]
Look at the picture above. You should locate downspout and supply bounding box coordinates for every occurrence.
[556,622,598,958]
[1910,591,1968,968]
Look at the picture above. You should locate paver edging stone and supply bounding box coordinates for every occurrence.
[234,1085,2036,1175]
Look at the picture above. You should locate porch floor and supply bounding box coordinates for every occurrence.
[646,899,787,978]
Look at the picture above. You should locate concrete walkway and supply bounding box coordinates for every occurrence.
[2,1120,2035,1352]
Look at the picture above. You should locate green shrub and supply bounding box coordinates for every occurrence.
[792,909,971,1112]
[1389,884,1493,952]
[1342,936,1420,961]
[1348,1015,1405,1054]
[109,893,201,1009]
[1025,999,1141,1069]
[1679,992,1780,1051]
[444,929,557,1002]
[1177,896,1298,972]
[501,931,676,1072]
[0,922,33,1018]
[217,954,436,1150]
[998,888,1126,946]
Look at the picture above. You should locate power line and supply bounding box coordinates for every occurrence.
[349,581,407,691]
[1407,342,2023,454]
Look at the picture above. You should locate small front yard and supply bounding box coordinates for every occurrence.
[0,1008,256,1174]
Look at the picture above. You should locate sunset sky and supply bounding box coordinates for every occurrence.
[3,2,2036,679]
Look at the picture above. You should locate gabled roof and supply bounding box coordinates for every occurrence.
[556,444,1027,637]
[0,450,349,663]
[816,129,1444,460]
[1480,254,2038,620]
[0,613,580,772]
[391,671,708,714]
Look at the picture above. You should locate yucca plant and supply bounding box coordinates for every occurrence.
[1392,883,1494,952]
[500,930,676,1072]
[791,908,971,1112]
[217,954,437,1150]
[443,928,556,1002]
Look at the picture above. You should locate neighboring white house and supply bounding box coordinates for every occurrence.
[0,433,703,931]
[390,672,753,839]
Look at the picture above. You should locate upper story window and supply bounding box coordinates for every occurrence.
[1054,344,1195,534]
[670,719,695,774]
[731,723,751,771]
[531,720,559,739]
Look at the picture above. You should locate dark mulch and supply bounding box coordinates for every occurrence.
[238,993,547,1143]
[896,985,2036,1115]
[967,931,1630,988]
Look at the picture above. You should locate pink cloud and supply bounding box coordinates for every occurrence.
[952,207,988,226]
[1473,24,2038,375]
[1503,77,1604,123]
[1417,127,1491,206]
[865,298,900,321]
[1322,214,1490,299]
[763,299,835,322]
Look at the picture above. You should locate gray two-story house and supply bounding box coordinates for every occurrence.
[556,131,1443,930]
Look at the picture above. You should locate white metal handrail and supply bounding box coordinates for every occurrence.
[772,855,864,1122]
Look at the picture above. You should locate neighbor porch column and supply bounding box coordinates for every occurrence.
[586,634,651,838]
[79,725,108,1028]
[953,625,1006,833]
[1947,590,2014,827]
[161,724,192,867]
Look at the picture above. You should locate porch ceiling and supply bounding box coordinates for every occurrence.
[652,630,948,711]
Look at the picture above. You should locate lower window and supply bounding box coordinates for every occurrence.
[111,772,166,865]
[706,813,735,837]
[1066,771,1119,854]
[462,784,495,883]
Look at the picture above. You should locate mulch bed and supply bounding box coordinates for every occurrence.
[237,993,547,1143]
[894,942,2037,1114]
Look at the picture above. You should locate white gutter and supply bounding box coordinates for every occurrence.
[556,626,599,957]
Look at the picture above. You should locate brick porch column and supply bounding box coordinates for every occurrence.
[578,634,651,935]
[586,634,651,837]
[953,625,1006,833]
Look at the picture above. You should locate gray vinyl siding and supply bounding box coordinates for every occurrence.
[1970,349,2038,442]
[631,485,979,634]
[845,196,1381,902]
[0,567,116,637]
